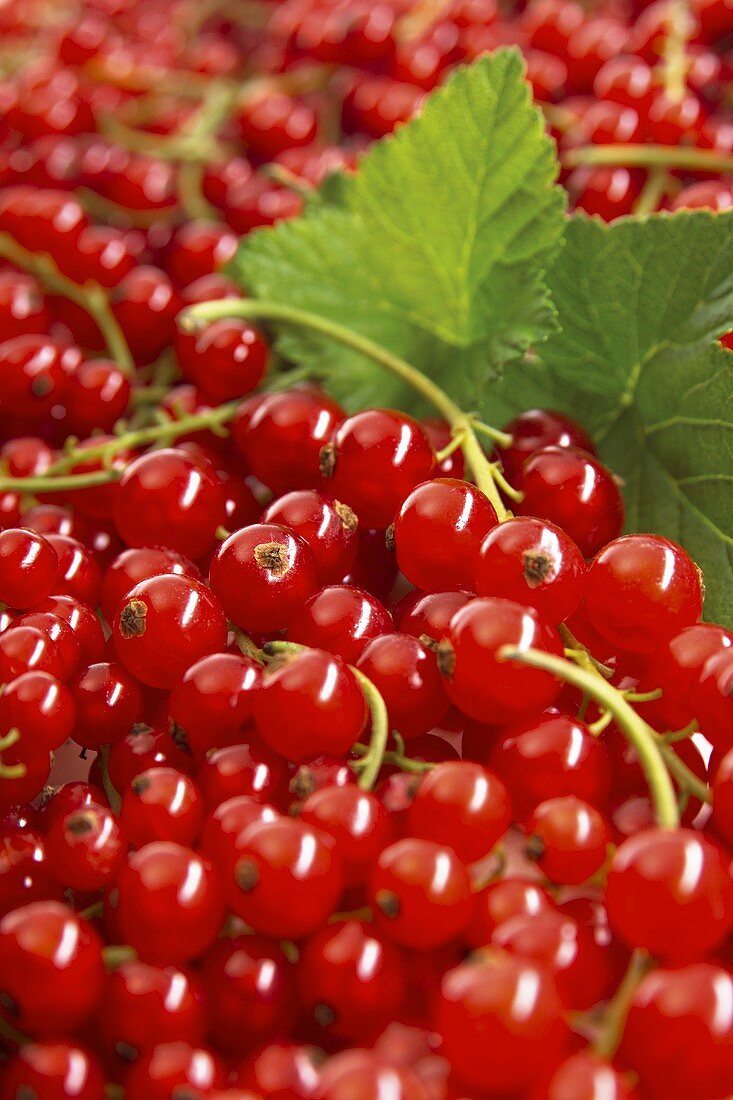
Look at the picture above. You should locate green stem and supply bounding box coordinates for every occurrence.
[659,740,711,805]
[633,166,673,216]
[102,944,137,971]
[352,742,435,775]
[98,745,121,815]
[181,299,510,521]
[594,949,653,1058]
[0,469,120,495]
[0,233,135,377]
[661,0,692,103]
[499,646,679,829]
[43,399,240,477]
[564,143,733,174]
[264,640,391,790]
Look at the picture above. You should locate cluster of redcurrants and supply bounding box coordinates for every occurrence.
[0,0,730,245]
[0,380,732,1099]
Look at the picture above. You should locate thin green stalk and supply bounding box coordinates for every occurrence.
[661,0,692,103]
[499,646,679,829]
[44,399,240,477]
[564,143,733,174]
[0,233,135,376]
[181,299,510,521]
[98,745,121,816]
[352,742,435,775]
[633,166,673,215]
[0,469,119,495]
[594,949,653,1058]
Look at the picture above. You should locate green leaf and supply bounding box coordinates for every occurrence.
[489,212,733,627]
[232,48,566,410]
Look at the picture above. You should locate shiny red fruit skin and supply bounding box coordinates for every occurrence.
[209,523,319,634]
[233,387,344,495]
[436,952,567,1093]
[297,920,406,1041]
[584,534,703,654]
[98,960,206,1058]
[0,901,104,1036]
[369,837,474,950]
[356,632,449,740]
[201,935,296,1054]
[113,574,228,690]
[100,545,202,625]
[1,1041,106,1100]
[526,796,610,885]
[120,767,204,847]
[168,652,262,757]
[286,584,394,664]
[123,1041,226,1100]
[605,827,733,962]
[315,1049,429,1100]
[498,408,597,484]
[113,842,226,966]
[263,490,359,584]
[393,478,498,592]
[466,877,555,949]
[535,1051,640,1100]
[228,817,344,940]
[254,647,367,763]
[0,528,59,608]
[407,761,510,863]
[488,714,612,821]
[516,446,624,558]
[475,516,586,624]
[114,448,227,560]
[299,785,391,888]
[439,597,563,724]
[321,409,435,529]
[236,1041,321,1099]
[621,963,733,1100]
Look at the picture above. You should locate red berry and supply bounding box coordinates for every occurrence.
[517,446,625,557]
[254,647,367,763]
[467,877,555,948]
[408,761,511,863]
[286,584,394,664]
[369,837,474,949]
[228,817,344,940]
[605,827,733,961]
[263,490,359,585]
[297,921,406,1041]
[300,785,391,887]
[584,535,703,654]
[100,545,202,625]
[115,448,227,560]
[2,1041,106,1100]
[98,960,206,1058]
[114,842,225,966]
[45,802,125,891]
[113,574,228,690]
[168,652,262,757]
[498,408,597,485]
[526,796,610,885]
[0,901,104,1035]
[123,1041,226,1100]
[201,935,296,1054]
[393,478,498,592]
[437,597,563,724]
[475,516,586,624]
[436,953,567,1093]
[357,633,449,740]
[321,409,435,529]
[120,767,204,847]
[209,523,319,634]
[0,528,59,608]
[621,963,733,1100]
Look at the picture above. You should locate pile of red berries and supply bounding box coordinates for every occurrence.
[0,0,731,1098]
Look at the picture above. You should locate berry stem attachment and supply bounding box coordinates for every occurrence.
[594,949,653,1058]
[352,741,436,775]
[498,646,680,829]
[98,745,122,816]
[263,640,391,790]
[563,144,733,174]
[181,299,511,520]
[0,232,135,377]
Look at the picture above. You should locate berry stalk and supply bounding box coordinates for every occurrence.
[0,232,135,376]
[498,645,680,829]
[182,299,512,520]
